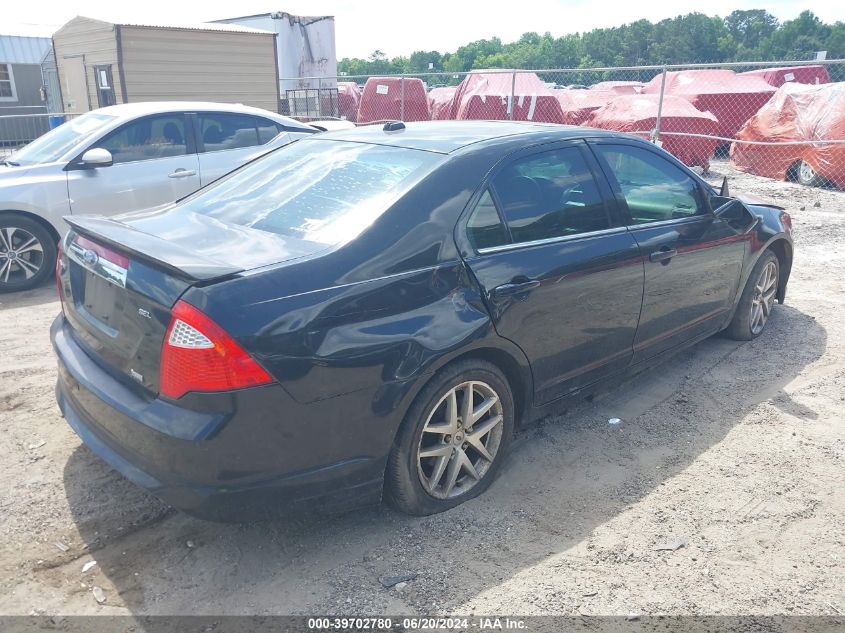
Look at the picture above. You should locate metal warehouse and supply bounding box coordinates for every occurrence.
[215,12,337,119]
[52,16,280,113]
[0,34,54,147]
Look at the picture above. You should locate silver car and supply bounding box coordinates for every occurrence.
[0,101,317,292]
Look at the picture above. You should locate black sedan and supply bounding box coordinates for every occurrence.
[53,121,793,519]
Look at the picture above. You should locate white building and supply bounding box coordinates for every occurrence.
[215,12,337,92]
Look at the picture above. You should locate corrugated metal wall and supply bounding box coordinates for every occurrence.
[119,26,279,112]
[217,14,338,92]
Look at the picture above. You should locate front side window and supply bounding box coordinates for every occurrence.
[173,140,444,246]
[491,146,610,244]
[596,145,705,224]
[198,113,280,152]
[0,63,15,100]
[96,114,188,164]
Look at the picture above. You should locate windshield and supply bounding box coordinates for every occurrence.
[9,112,116,166]
[174,139,445,246]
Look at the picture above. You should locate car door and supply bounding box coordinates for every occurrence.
[461,142,644,405]
[67,113,200,216]
[590,141,749,364]
[194,112,289,186]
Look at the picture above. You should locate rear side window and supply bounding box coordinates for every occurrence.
[97,114,188,163]
[198,113,280,152]
[466,190,508,250]
[492,147,610,244]
[596,145,705,224]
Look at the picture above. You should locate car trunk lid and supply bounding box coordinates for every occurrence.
[58,213,321,396]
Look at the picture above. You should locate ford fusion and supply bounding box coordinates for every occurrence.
[53,121,793,519]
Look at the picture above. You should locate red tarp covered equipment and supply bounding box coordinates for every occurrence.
[739,65,831,88]
[590,81,644,94]
[358,77,430,124]
[429,86,457,120]
[555,89,616,125]
[641,69,776,139]
[730,82,845,188]
[450,71,566,123]
[586,94,719,169]
[337,82,362,123]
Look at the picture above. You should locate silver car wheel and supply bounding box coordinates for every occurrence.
[0,226,45,284]
[750,260,778,335]
[417,380,504,500]
[798,161,816,184]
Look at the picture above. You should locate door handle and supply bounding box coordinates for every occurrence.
[649,248,678,264]
[168,169,197,178]
[492,279,541,298]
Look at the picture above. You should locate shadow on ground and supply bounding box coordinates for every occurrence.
[0,284,58,310]
[59,304,825,614]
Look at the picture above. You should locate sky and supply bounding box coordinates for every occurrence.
[4,0,845,59]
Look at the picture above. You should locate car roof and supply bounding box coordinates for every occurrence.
[310,120,626,154]
[91,102,312,130]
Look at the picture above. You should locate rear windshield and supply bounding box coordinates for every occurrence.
[174,139,445,246]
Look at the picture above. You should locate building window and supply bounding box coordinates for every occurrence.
[0,63,18,101]
[93,65,115,107]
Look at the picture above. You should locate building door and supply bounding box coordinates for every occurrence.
[62,56,90,112]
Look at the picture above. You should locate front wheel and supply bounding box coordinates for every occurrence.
[385,360,514,515]
[0,213,57,293]
[725,251,779,341]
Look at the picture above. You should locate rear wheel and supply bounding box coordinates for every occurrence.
[0,213,56,293]
[385,360,514,515]
[725,251,779,341]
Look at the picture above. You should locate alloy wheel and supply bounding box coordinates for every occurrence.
[0,226,44,284]
[416,380,504,499]
[750,260,778,335]
[798,161,816,184]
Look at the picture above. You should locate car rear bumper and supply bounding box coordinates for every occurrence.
[52,315,385,521]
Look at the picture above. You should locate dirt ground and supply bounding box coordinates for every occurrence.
[0,164,843,618]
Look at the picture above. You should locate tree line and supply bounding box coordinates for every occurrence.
[338,10,845,79]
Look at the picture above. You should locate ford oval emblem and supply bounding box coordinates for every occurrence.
[81,249,99,266]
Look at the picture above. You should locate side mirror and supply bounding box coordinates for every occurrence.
[80,148,113,168]
[719,176,730,198]
[714,198,757,232]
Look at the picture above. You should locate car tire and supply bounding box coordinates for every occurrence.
[795,160,826,188]
[0,213,57,293]
[385,360,515,516]
[725,250,779,341]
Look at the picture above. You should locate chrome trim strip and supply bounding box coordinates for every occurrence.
[476,226,629,255]
[67,241,128,288]
[626,215,711,230]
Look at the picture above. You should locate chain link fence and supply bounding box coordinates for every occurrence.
[283,59,845,189]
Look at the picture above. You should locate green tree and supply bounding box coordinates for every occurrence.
[724,10,779,52]
[767,11,830,59]
[337,9,842,77]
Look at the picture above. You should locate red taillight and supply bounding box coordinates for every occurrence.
[160,300,273,399]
